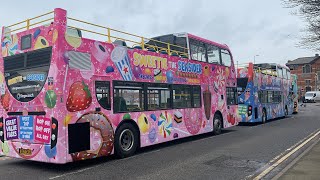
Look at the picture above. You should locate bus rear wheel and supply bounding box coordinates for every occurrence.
[213,114,222,135]
[114,123,139,158]
[262,109,267,124]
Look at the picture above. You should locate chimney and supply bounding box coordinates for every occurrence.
[316,53,319,57]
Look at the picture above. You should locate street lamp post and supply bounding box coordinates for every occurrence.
[254,55,259,65]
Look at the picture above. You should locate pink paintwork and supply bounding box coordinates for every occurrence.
[0,8,240,163]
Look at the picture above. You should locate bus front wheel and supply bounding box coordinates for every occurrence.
[114,123,139,158]
[213,114,222,135]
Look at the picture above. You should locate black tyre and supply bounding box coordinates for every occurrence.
[262,109,267,124]
[213,114,222,135]
[114,123,139,158]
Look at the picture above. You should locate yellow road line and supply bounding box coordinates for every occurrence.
[253,129,320,180]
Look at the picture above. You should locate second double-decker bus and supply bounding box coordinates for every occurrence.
[0,8,240,163]
[237,62,293,123]
[291,74,298,113]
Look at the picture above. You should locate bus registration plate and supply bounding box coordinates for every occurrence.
[18,148,32,156]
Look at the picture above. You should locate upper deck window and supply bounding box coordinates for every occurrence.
[277,68,283,78]
[207,44,220,64]
[221,49,232,67]
[190,39,206,62]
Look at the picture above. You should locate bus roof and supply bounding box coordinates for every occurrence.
[187,33,230,50]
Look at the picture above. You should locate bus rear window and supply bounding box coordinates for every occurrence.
[4,47,52,102]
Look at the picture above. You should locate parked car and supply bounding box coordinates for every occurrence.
[304,91,320,103]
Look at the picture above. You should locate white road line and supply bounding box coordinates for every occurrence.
[48,149,161,179]
[253,129,320,180]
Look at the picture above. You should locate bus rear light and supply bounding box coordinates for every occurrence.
[248,105,252,116]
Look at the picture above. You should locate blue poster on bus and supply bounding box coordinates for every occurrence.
[19,116,34,140]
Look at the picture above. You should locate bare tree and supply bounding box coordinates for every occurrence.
[283,0,320,50]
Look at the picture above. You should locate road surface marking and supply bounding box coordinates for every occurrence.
[49,149,161,179]
[253,129,320,180]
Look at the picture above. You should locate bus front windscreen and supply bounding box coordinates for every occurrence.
[4,47,51,102]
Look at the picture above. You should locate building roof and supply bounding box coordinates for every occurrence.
[287,54,320,65]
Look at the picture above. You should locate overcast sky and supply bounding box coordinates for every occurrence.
[0,0,317,65]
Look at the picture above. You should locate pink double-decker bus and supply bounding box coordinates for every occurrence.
[0,8,239,163]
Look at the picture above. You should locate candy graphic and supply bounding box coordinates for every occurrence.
[66,81,92,112]
[1,141,9,155]
[158,111,173,138]
[1,91,10,111]
[166,71,174,83]
[80,63,95,80]
[71,112,114,161]
[150,114,157,121]
[2,34,18,57]
[34,36,49,50]
[33,29,41,39]
[173,133,178,138]
[63,114,72,127]
[144,68,152,75]
[106,66,114,73]
[184,110,202,135]
[123,113,131,120]
[132,66,142,78]
[52,29,58,43]
[225,67,230,77]
[111,46,133,81]
[154,69,161,77]
[203,87,212,120]
[138,113,150,134]
[92,41,108,63]
[63,51,70,64]
[174,111,182,123]
[227,113,236,125]
[148,128,156,143]
[45,145,57,158]
[65,33,82,48]
[45,89,57,108]
[212,66,215,71]
[204,65,210,76]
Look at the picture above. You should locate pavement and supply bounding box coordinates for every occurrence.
[0,103,319,180]
[278,140,320,180]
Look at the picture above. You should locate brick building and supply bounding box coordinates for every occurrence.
[286,54,320,95]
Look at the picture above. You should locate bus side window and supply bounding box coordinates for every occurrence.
[221,49,232,67]
[95,81,111,110]
[207,44,220,64]
[189,39,206,62]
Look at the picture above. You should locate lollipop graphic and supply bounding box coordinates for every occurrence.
[158,111,173,138]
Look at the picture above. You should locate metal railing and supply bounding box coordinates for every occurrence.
[237,63,278,77]
[4,11,54,34]
[67,17,189,58]
[3,10,189,58]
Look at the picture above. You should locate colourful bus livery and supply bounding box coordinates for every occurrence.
[237,63,293,123]
[0,9,240,163]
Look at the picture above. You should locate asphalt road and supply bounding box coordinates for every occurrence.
[0,103,319,180]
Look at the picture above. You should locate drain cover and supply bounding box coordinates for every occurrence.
[204,155,265,172]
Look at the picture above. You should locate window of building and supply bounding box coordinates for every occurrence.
[113,81,145,113]
[226,87,237,105]
[207,44,220,64]
[172,85,192,108]
[317,71,320,81]
[306,79,311,86]
[95,81,111,110]
[303,64,311,73]
[221,49,232,67]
